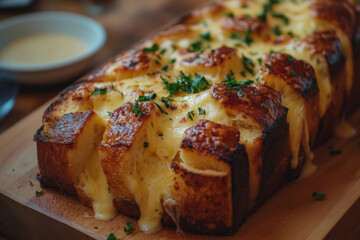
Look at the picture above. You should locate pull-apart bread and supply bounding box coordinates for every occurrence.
[35,0,360,235]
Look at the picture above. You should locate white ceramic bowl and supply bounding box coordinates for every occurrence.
[0,12,106,85]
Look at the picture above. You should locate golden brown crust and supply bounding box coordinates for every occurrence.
[262,53,319,97]
[181,119,240,162]
[298,30,347,144]
[35,111,94,199]
[211,83,288,129]
[262,52,320,145]
[178,3,225,25]
[182,45,237,68]
[169,120,248,235]
[311,0,355,39]
[221,15,270,40]
[100,102,155,201]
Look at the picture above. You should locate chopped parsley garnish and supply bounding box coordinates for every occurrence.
[287,55,294,62]
[200,32,212,41]
[224,145,229,149]
[187,111,195,121]
[270,12,289,25]
[273,25,282,36]
[312,191,326,201]
[291,71,297,76]
[231,30,253,46]
[257,0,279,22]
[35,190,43,196]
[138,93,157,102]
[161,76,180,95]
[265,63,274,71]
[260,103,268,108]
[160,48,167,54]
[257,58,263,65]
[169,58,176,64]
[144,142,149,148]
[287,31,294,36]
[242,55,255,75]
[94,226,98,229]
[225,12,234,17]
[198,107,206,115]
[154,102,169,115]
[106,233,121,240]
[162,64,168,71]
[107,111,113,116]
[91,88,108,95]
[161,95,173,108]
[187,41,202,52]
[162,71,209,95]
[154,59,160,65]
[132,101,145,117]
[329,150,342,156]
[143,43,159,53]
[222,71,254,90]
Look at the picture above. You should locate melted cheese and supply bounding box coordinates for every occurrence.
[55,0,355,232]
[335,117,357,138]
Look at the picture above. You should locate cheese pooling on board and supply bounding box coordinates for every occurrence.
[35,0,357,234]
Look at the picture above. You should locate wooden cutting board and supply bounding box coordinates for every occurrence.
[0,102,359,240]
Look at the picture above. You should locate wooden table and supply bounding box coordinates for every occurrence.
[0,0,210,134]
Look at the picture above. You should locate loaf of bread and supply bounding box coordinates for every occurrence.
[35,0,360,235]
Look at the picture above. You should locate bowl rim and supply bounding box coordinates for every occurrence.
[0,11,106,72]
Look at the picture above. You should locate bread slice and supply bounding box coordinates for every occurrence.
[35,111,116,220]
[211,83,290,209]
[260,52,320,178]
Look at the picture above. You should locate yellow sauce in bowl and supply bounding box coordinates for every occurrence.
[0,33,87,66]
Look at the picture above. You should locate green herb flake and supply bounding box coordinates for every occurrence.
[160,48,167,55]
[144,142,149,148]
[138,93,157,102]
[257,58,263,65]
[106,233,121,240]
[132,101,145,117]
[329,150,342,156]
[260,103,268,108]
[224,145,229,149]
[225,12,234,17]
[187,41,202,52]
[291,71,297,76]
[273,25,282,36]
[94,226,98,229]
[257,0,279,22]
[169,58,176,64]
[143,43,159,53]
[187,111,195,121]
[242,54,255,75]
[162,64,168,71]
[161,95,173,108]
[287,55,294,62]
[198,107,206,115]
[312,191,326,201]
[265,63,273,71]
[270,12,289,25]
[107,111,113,116]
[35,190,43,196]
[154,59,160,65]
[200,32,212,41]
[222,71,254,90]
[91,88,108,95]
[154,102,169,115]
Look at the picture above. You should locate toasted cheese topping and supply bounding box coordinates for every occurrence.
[44,0,355,233]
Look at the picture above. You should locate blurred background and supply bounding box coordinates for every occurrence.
[0,0,210,134]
